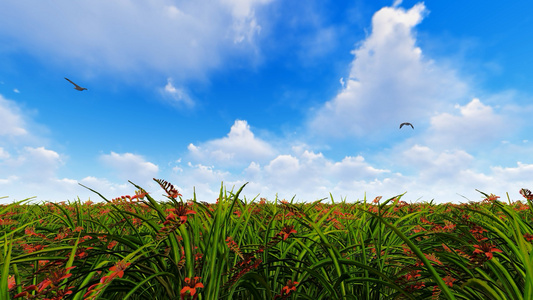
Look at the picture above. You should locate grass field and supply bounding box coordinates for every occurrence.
[1,178,533,299]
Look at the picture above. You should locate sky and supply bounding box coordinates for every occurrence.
[1,0,532,205]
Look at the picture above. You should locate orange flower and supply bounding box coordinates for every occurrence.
[0,218,17,226]
[407,281,425,291]
[165,203,196,225]
[404,269,421,281]
[278,225,297,241]
[424,253,443,265]
[109,260,131,279]
[180,277,204,300]
[473,243,502,260]
[484,194,500,202]
[470,225,486,235]
[8,275,15,290]
[131,190,148,200]
[281,280,299,295]
[107,240,118,249]
[442,275,456,287]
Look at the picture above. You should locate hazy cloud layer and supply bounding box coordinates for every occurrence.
[0,0,273,79]
[100,152,159,185]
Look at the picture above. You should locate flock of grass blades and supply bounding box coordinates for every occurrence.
[1,179,533,299]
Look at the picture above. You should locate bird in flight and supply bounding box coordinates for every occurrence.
[400,122,414,129]
[65,78,87,91]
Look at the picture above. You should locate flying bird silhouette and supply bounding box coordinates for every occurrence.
[400,122,414,129]
[64,78,87,91]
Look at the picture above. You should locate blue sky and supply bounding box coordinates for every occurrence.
[1,0,532,204]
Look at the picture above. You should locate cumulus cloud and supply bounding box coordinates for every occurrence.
[100,152,159,185]
[309,3,467,138]
[0,146,81,202]
[491,162,533,182]
[0,147,63,182]
[257,150,390,196]
[0,1,273,79]
[330,155,389,180]
[166,114,532,203]
[425,98,509,149]
[399,144,474,181]
[188,120,276,166]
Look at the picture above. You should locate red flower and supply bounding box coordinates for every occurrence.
[109,260,131,279]
[0,218,17,226]
[473,243,502,260]
[281,280,299,295]
[524,233,533,242]
[484,194,500,202]
[278,225,297,241]
[180,277,204,300]
[8,275,15,290]
[405,269,421,281]
[165,203,196,225]
[424,253,443,265]
[49,266,75,286]
[442,275,456,287]
[107,240,118,249]
[406,281,425,291]
[131,190,148,200]
[470,225,486,234]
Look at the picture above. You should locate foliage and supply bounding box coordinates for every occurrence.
[1,181,533,299]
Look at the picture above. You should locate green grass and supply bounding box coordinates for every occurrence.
[1,179,532,299]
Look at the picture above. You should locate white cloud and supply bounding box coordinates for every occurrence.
[0,146,86,202]
[188,120,276,166]
[100,152,159,185]
[330,155,389,180]
[13,88,20,93]
[399,144,474,181]
[76,176,141,201]
[491,162,533,182]
[161,78,194,108]
[0,147,9,160]
[0,175,17,186]
[0,94,28,136]
[221,0,273,43]
[309,3,467,138]
[165,121,533,204]
[0,1,273,79]
[425,98,509,149]
[0,147,63,182]
[392,0,403,7]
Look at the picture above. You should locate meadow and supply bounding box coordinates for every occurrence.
[1,178,533,299]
